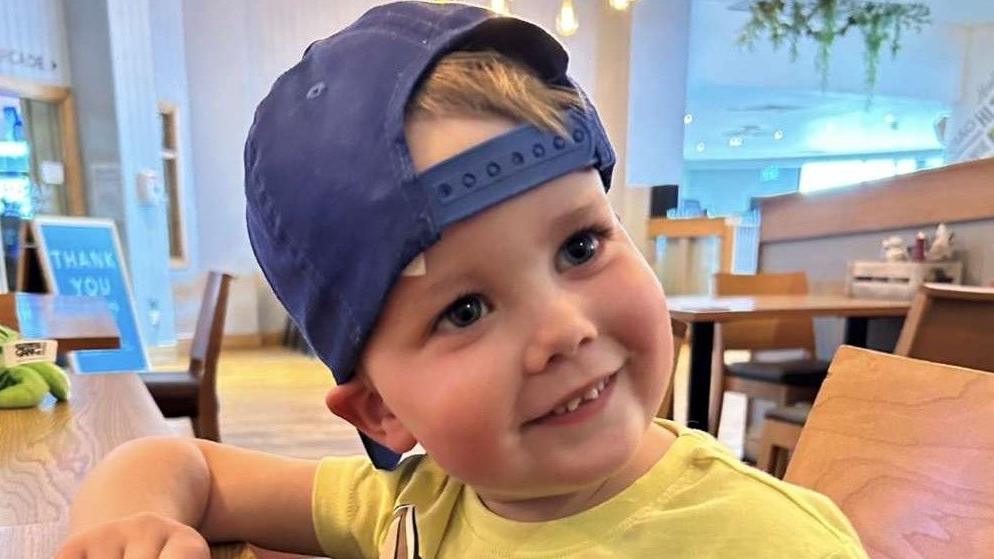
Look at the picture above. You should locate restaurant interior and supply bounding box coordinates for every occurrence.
[2,0,993,557]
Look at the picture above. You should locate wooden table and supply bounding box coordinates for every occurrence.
[0,373,172,556]
[0,372,256,558]
[667,294,911,432]
[0,292,120,352]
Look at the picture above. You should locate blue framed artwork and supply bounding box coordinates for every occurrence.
[31,216,149,373]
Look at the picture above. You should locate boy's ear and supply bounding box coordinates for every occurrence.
[325,379,417,454]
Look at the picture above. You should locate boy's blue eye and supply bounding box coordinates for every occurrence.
[438,294,490,330]
[558,229,602,268]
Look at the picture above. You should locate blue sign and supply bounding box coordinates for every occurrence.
[32,217,148,373]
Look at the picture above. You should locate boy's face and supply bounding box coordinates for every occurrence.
[333,116,673,500]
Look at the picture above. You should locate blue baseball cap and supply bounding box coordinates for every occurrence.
[245,1,616,469]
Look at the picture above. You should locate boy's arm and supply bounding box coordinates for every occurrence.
[68,436,323,555]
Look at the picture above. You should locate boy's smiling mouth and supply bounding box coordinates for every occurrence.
[527,372,619,426]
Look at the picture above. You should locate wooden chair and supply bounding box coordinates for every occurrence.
[894,283,994,371]
[785,346,994,558]
[646,217,736,295]
[657,318,688,421]
[711,272,829,439]
[140,271,234,441]
[757,283,994,477]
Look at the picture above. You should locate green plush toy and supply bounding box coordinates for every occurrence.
[0,326,71,409]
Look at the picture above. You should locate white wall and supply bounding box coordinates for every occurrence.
[150,0,199,281]
[946,24,994,162]
[149,0,204,338]
[625,0,690,187]
[94,0,176,346]
[0,0,70,85]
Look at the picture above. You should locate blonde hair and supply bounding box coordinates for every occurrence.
[407,50,582,134]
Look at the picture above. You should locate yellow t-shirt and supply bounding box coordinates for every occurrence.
[312,420,867,558]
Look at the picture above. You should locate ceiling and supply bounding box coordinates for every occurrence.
[684,1,991,161]
[683,87,948,160]
[717,0,994,25]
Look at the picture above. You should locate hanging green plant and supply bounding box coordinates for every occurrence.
[737,0,931,93]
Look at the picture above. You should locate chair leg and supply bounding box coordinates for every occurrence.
[784,385,820,406]
[757,428,780,474]
[755,418,804,478]
[192,413,221,442]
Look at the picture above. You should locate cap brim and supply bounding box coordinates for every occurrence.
[360,431,402,470]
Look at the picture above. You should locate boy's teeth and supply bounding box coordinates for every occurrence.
[549,379,611,417]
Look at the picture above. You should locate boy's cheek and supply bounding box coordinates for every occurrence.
[610,257,668,327]
[415,411,510,482]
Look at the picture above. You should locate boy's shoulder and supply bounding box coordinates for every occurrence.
[312,428,866,558]
[658,420,867,557]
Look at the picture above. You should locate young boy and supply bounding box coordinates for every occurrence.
[58,3,867,558]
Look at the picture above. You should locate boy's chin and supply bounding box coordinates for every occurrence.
[530,418,666,491]
[545,438,642,482]
[504,436,647,497]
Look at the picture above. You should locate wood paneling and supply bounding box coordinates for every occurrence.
[760,158,994,243]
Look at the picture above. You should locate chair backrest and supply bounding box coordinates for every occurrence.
[189,271,234,382]
[713,272,816,354]
[894,284,994,372]
[657,318,688,420]
[785,346,994,558]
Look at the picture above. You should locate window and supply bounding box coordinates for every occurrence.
[799,155,944,193]
[158,101,187,267]
[0,96,33,215]
[0,84,83,217]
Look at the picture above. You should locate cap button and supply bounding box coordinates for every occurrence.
[306,82,326,99]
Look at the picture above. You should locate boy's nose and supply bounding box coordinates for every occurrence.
[522,292,598,375]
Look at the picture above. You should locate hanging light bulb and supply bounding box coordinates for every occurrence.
[556,0,579,37]
[490,0,510,15]
[609,0,633,11]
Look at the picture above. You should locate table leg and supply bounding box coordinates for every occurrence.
[687,321,715,432]
[844,317,870,347]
